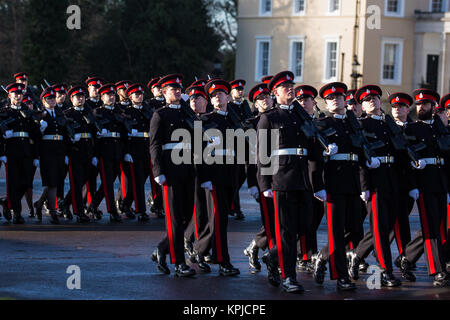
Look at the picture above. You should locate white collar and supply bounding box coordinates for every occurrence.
[120,101,129,105]
[217,110,228,116]
[104,105,114,110]
[168,104,181,109]
[133,105,143,110]
[10,104,21,110]
[333,113,346,119]
[279,104,293,110]
[310,114,316,119]
[57,103,63,108]
[45,108,55,114]
[156,97,165,101]
[370,114,383,120]
[233,100,242,105]
[395,120,407,126]
[420,119,434,125]
[90,98,98,103]
[74,106,84,111]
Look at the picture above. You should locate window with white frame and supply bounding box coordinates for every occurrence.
[431,0,444,12]
[293,0,306,15]
[255,37,271,81]
[380,38,403,85]
[289,37,305,81]
[384,0,404,17]
[323,38,339,81]
[260,0,272,16]
[327,0,340,15]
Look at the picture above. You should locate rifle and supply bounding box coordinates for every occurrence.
[83,112,109,133]
[20,108,41,123]
[0,115,14,135]
[56,115,80,140]
[114,112,137,133]
[346,109,385,164]
[384,114,426,167]
[433,114,450,152]
[292,100,336,152]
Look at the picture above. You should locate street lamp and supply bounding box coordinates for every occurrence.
[351,55,362,89]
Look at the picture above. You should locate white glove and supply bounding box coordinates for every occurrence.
[408,189,419,201]
[72,133,81,142]
[411,159,426,170]
[97,128,108,137]
[33,159,39,167]
[91,157,98,167]
[314,189,327,202]
[40,120,48,133]
[0,156,6,164]
[65,156,69,165]
[131,129,138,136]
[201,181,213,191]
[360,190,370,202]
[323,143,338,156]
[124,154,133,163]
[3,130,13,139]
[366,157,381,169]
[263,189,273,198]
[155,174,166,186]
[248,186,259,200]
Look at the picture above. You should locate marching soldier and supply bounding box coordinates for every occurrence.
[85,77,104,110]
[146,77,165,111]
[311,82,363,290]
[257,71,337,293]
[115,80,132,111]
[243,83,276,274]
[90,83,129,222]
[14,72,41,110]
[150,74,197,277]
[348,85,402,287]
[63,85,97,223]
[401,89,450,287]
[53,84,71,111]
[0,83,40,224]
[345,89,365,119]
[119,83,152,222]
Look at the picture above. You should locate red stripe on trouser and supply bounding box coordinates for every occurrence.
[418,194,436,275]
[120,163,126,198]
[211,186,223,262]
[273,191,286,279]
[440,219,446,245]
[260,194,273,249]
[5,161,11,209]
[371,193,387,270]
[394,218,403,254]
[326,196,338,279]
[149,159,157,199]
[162,185,176,264]
[86,183,92,205]
[55,198,58,209]
[193,205,199,241]
[129,163,139,212]
[68,160,78,214]
[301,235,307,261]
[448,204,450,242]
[99,158,111,212]
[349,241,354,250]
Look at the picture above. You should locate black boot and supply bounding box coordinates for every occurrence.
[150,205,164,218]
[196,254,211,273]
[87,206,102,221]
[359,259,369,272]
[381,271,401,287]
[49,210,60,225]
[0,198,12,222]
[109,211,122,222]
[244,240,261,273]
[261,253,281,287]
[61,204,73,220]
[313,253,327,284]
[348,251,360,280]
[138,212,150,222]
[174,263,196,277]
[28,207,35,218]
[234,210,245,220]
[433,272,450,287]
[33,201,42,222]
[218,262,240,276]
[184,238,196,262]
[337,277,356,291]
[400,256,416,282]
[76,211,91,223]
[151,248,170,275]
[13,212,25,224]
[281,277,304,293]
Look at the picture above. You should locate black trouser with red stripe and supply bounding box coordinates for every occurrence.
[148,158,163,210]
[115,162,129,204]
[185,179,210,255]
[121,156,150,214]
[93,157,121,214]
[5,156,34,215]
[319,193,363,280]
[253,193,276,251]
[388,191,414,256]
[267,190,313,280]
[404,192,447,275]
[157,182,194,264]
[203,185,235,264]
[67,156,91,215]
[355,192,397,273]
[298,198,324,261]
[86,163,98,207]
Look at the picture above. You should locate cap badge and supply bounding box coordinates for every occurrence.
[396,97,399,101]
[286,75,291,80]
[176,78,180,83]
[419,93,424,99]
[212,84,216,89]
[259,88,263,92]
[332,86,336,92]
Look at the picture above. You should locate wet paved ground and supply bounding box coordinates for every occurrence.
[0,173,449,300]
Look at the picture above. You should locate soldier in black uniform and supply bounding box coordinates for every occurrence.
[348,85,402,287]
[63,86,97,223]
[85,77,104,110]
[14,72,41,110]
[115,80,132,111]
[311,82,363,290]
[35,87,70,224]
[90,84,129,222]
[150,74,197,277]
[243,83,276,274]
[257,71,337,293]
[198,78,241,276]
[119,83,152,222]
[145,77,165,218]
[0,83,40,224]
[401,89,450,287]
[53,84,71,111]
